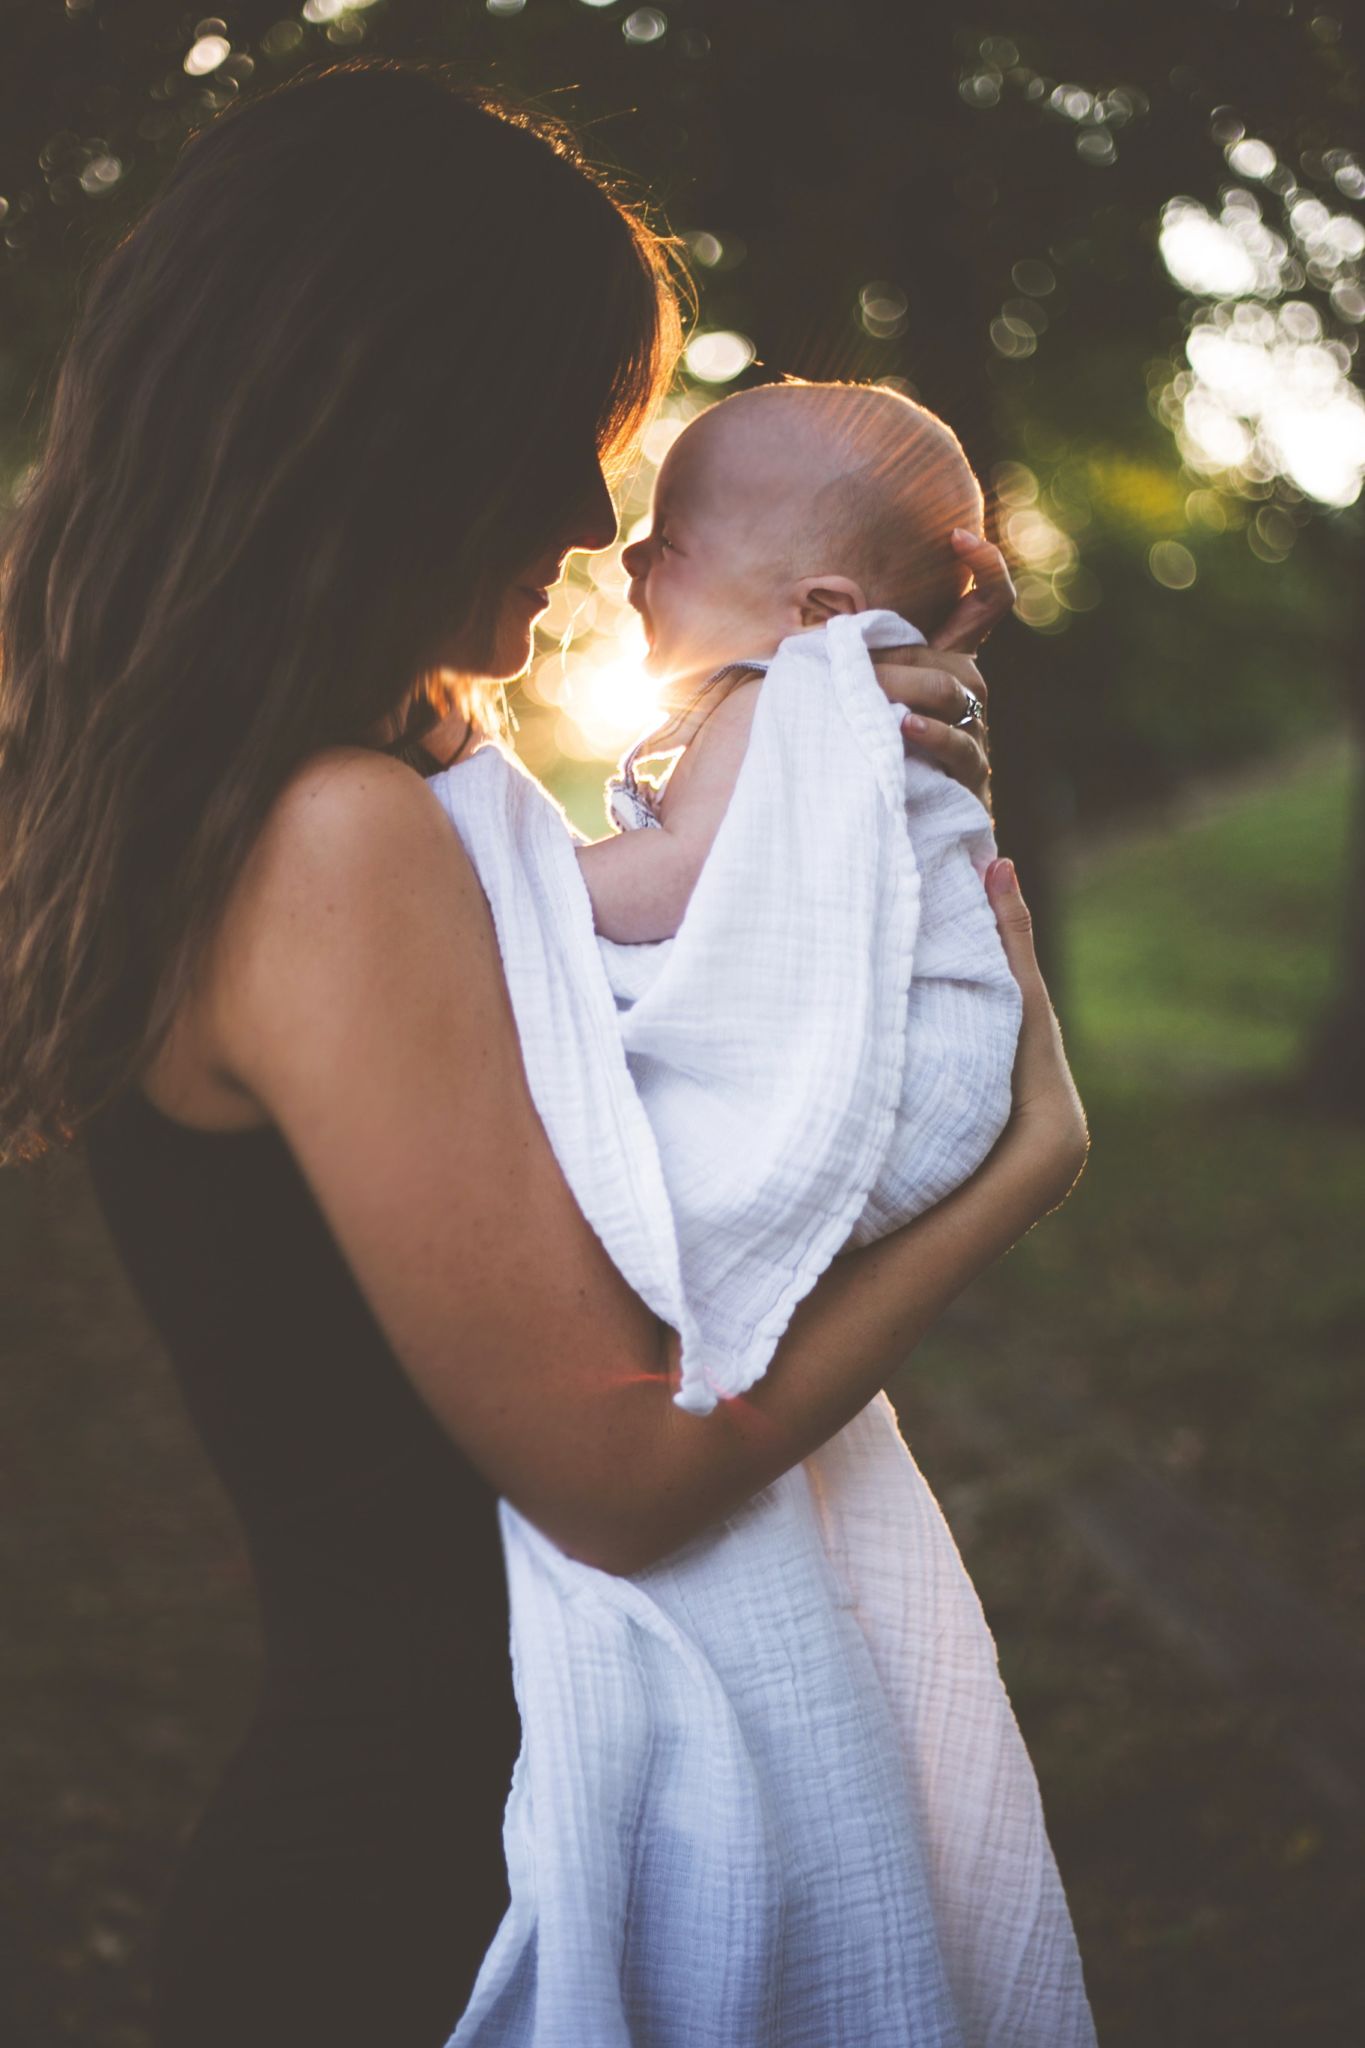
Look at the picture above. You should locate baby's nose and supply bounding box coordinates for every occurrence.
[621,536,649,578]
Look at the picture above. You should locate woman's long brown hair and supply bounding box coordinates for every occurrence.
[0,57,683,1164]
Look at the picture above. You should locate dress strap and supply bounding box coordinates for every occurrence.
[614,658,772,821]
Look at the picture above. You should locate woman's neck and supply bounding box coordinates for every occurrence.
[421,705,478,766]
[371,700,477,770]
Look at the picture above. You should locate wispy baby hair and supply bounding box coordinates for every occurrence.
[712,377,984,634]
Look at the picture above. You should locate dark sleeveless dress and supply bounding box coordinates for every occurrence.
[83,1085,521,2048]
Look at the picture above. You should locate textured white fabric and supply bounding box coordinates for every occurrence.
[596,612,1021,1417]
[430,611,1095,2047]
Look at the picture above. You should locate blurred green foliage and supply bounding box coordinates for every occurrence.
[4,0,1362,1046]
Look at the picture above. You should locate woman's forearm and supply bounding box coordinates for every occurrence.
[587,1123,1077,1575]
[592,853,1088,1576]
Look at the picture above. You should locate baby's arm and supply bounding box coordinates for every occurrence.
[575,677,763,943]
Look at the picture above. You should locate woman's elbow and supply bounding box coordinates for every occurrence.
[559,1533,646,1579]
[535,1489,697,1580]
[544,1511,672,1581]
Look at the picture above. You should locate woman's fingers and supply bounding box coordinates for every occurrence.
[869,647,989,723]
[984,858,1043,1001]
[984,858,1089,1186]
[868,648,991,800]
[930,532,1018,655]
[901,711,991,803]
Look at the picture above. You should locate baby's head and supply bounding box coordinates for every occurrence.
[622,379,984,695]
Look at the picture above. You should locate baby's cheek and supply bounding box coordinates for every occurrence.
[662,569,700,629]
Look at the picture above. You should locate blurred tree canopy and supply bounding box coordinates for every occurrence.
[1,0,1362,1096]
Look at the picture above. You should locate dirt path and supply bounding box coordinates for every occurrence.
[915,1334,1365,1821]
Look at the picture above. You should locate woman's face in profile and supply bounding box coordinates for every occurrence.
[450,447,620,682]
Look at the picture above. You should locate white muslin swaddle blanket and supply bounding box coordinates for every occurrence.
[431,611,1096,2047]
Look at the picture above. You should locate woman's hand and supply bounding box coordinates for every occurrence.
[869,530,1017,808]
[933,528,1020,659]
[983,854,1089,1206]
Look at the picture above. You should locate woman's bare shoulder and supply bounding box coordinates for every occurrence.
[255,742,451,868]
[206,744,485,1080]
[182,744,676,1571]
[234,744,468,928]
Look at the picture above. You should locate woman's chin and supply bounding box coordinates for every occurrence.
[483,627,537,683]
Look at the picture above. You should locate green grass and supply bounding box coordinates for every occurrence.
[958,739,1365,1616]
[897,737,1365,2043]
[1064,739,1351,1087]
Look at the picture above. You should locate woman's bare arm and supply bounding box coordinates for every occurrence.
[606,855,1086,1570]
[210,750,1083,1577]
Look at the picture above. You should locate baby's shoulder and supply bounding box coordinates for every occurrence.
[677,671,764,779]
[656,672,764,822]
[693,668,765,743]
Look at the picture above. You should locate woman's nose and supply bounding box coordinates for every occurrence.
[563,459,618,558]
[621,536,649,579]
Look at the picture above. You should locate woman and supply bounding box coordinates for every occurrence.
[0,56,1086,2048]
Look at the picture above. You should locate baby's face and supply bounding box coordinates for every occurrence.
[622,407,804,697]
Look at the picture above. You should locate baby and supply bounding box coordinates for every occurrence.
[442,380,1094,2043]
[575,378,986,943]
[565,377,1019,1418]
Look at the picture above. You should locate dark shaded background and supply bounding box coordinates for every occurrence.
[2,3,1363,2043]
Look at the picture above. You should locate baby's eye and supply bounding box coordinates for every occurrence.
[657,528,675,551]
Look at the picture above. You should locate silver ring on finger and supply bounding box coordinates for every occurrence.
[952,689,985,729]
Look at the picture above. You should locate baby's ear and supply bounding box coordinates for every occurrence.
[792,575,866,628]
